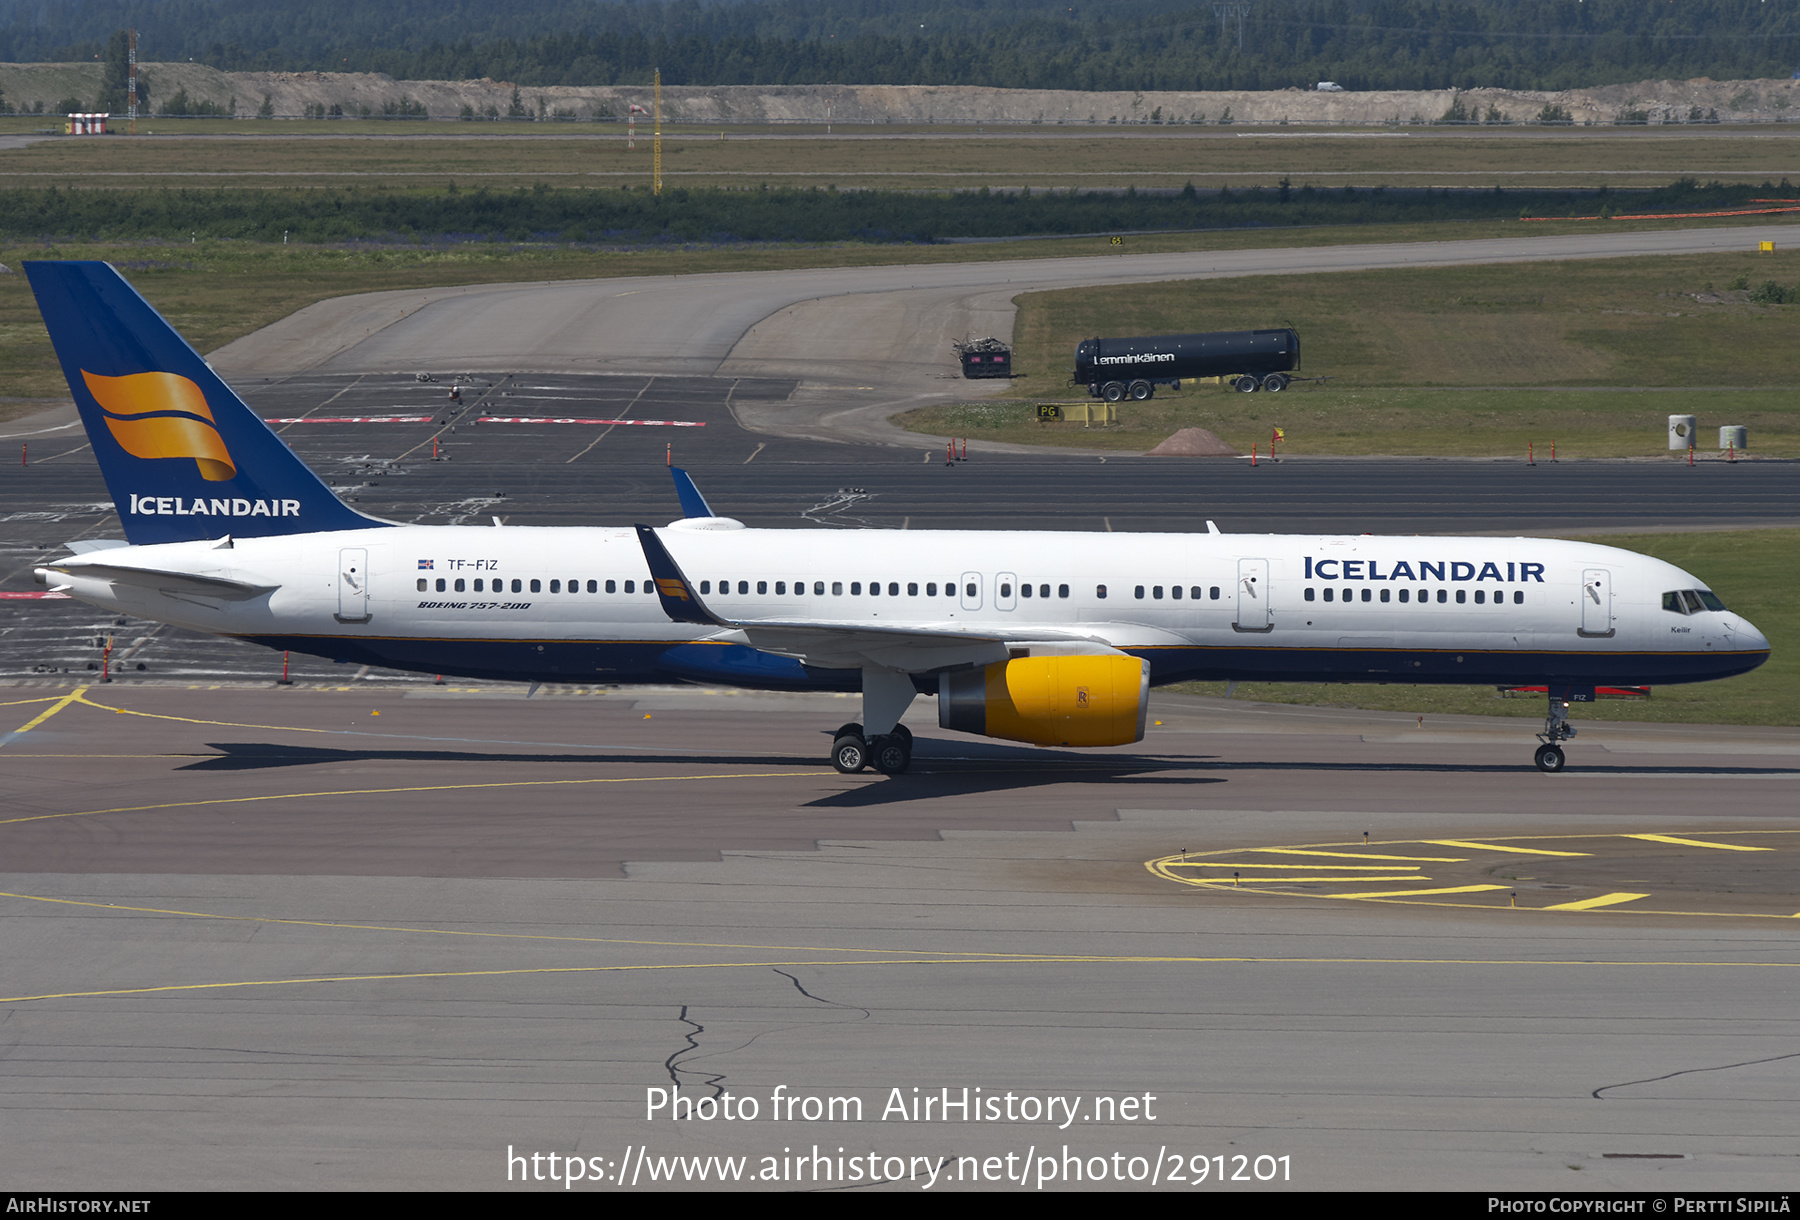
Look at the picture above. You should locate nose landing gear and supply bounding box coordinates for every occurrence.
[1535,695,1579,772]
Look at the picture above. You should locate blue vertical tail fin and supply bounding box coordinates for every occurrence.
[24,261,388,545]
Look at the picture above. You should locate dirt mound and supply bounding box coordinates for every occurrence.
[1146,427,1239,456]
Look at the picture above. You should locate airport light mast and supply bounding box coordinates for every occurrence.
[653,68,663,196]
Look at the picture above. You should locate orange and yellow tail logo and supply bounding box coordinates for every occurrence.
[81,370,236,482]
[655,578,690,601]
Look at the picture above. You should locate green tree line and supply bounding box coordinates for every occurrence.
[4,0,1800,92]
[0,179,1779,245]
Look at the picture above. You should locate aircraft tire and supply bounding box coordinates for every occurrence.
[1533,744,1566,773]
[871,736,909,775]
[832,734,869,774]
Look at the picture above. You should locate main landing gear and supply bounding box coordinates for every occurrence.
[830,667,919,775]
[1534,694,1578,773]
[831,722,913,775]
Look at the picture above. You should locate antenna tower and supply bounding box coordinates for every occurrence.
[128,28,138,132]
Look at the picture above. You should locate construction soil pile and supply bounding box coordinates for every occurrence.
[4,63,1799,127]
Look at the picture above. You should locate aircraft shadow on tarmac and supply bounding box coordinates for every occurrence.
[178,742,822,771]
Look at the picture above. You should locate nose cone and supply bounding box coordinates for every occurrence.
[1734,615,1772,659]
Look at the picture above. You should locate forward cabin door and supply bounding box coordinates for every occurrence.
[1578,567,1613,637]
[1234,558,1272,632]
[337,547,371,622]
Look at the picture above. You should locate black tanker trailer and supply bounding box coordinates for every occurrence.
[1074,328,1301,400]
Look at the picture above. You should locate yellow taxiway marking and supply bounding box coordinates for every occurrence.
[1624,834,1771,852]
[1166,861,1422,871]
[1240,848,1468,862]
[0,889,1090,961]
[1543,892,1651,911]
[1,686,88,745]
[1198,875,1431,885]
[11,954,1800,1006]
[1423,839,1591,857]
[1327,884,1510,899]
[1146,829,1800,919]
[0,769,833,827]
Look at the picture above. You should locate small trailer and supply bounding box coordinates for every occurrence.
[955,336,1013,379]
[1074,328,1301,400]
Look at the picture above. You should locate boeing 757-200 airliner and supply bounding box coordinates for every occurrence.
[23,262,1770,774]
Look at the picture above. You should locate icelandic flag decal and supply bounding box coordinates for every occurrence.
[418,559,434,569]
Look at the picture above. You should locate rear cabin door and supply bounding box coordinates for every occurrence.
[337,548,371,622]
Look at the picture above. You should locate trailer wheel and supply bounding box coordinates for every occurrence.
[1262,373,1289,393]
[1102,381,1126,402]
[1235,375,1260,393]
[1128,380,1153,401]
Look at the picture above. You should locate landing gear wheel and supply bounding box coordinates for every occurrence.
[1262,373,1289,392]
[1235,374,1260,393]
[1102,381,1126,403]
[1128,379,1153,401]
[833,722,863,740]
[871,735,910,775]
[1534,744,1566,773]
[832,734,868,774]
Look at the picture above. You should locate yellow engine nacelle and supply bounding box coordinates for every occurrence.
[937,654,1150,747]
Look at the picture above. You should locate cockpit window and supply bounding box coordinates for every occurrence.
[1664,588,1727,614]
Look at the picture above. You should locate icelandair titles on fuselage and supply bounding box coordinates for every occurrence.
[128,494,302,517]
[1305,557,1546,582]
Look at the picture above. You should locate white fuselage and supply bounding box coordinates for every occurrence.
[42,525,1770,691]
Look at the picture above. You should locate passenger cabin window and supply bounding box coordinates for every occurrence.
[455,578,465,592]
[417,579,427,592]
[605,580,616,593]
[1096,585,1108,599]
[1059,585,1070,599]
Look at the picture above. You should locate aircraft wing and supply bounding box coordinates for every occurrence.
[635,525,1121,671]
